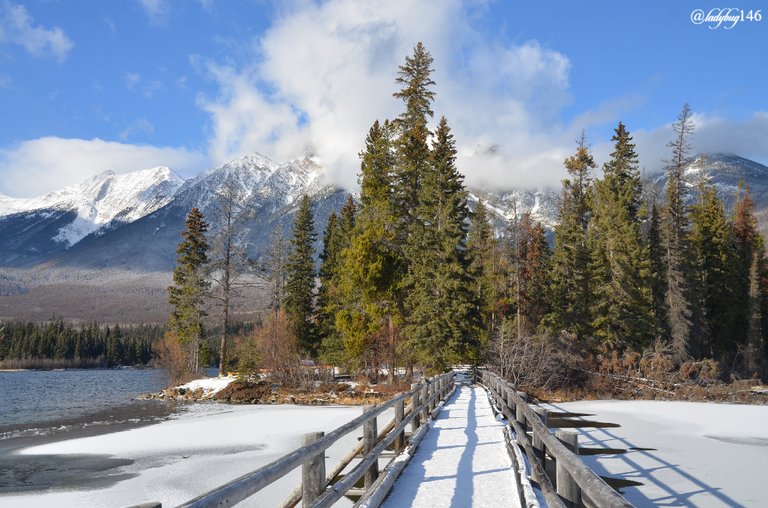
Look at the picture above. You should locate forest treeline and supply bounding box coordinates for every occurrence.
[0,321,161,369]
[163,43,766,386]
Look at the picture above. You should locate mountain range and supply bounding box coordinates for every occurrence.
[2,151,768,322]
[2,152,768,272]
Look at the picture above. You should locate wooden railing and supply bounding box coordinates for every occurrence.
[167,371,455,508]
[479,369,634,508]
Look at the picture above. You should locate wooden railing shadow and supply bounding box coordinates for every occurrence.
[140,371,456,508]
[544,401,744,508]
[479,369,635,508]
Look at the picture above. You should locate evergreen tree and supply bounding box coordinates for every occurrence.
[317,196,356,365]
[393,42,435,253]
[662,104,696,361]
[690,182,735,358]
[516,213,551,334]
[647,200,668,340]
[167,207,209,373]
[589,122,653,350]
[405,117,479,369]
[467,200,500,344]
[284,195,318,356]
[336,121,402,372]
[542,135,595,340]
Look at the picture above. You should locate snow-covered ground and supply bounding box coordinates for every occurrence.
[382,384,519,507]
[177,375,236,397]
[544,400,768,507]
[4,403,394,507]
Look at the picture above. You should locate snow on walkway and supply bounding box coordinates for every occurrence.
[382,384,520,508]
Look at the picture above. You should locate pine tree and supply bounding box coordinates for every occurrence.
[663,104,696,361]
[516,213,551,334]
[317,196,356,365]
[335,120,402,372]
[690,182,735,358]
[542,135,595,340]
[467,199,499,344]
[393,42,435,253]
[647,200,668,340]
[589,122,653,351]
[284,195,318,356]
[167,207,210,373]
[405,117,479,369]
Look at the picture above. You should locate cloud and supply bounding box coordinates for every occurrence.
[0,137,207,197]
[136,0,170,26]
[196,0,573,189]
[0,0,74,62]
[123,71,164,97]
[591,111,768,178]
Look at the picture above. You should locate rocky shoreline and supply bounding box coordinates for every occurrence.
[140,379,398,406]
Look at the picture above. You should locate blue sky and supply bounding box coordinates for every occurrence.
[1,0,766,196]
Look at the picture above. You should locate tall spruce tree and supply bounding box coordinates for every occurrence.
[335,120,402,372]
[647,200,668,340]
[690,182,735,358]
[317,197,356,365]
[543,135,595,340]
[516,213,551,334]
[589,122,653,350]
[663,104,696,361]
[405,117,479,368]
[467,200,500,344]
[167,207,209,373]
[284,195,318,356]
[393,42,435,257]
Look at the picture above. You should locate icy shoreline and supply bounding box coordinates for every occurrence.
[1,401,384,507]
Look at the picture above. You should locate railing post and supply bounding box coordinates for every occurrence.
[394,398,405,453]
[555,430,581,506]
[430,377,436,409]
[421,381,429,423]
[532,407,549,462]
[301,432,325,508]
[505,385,516,414]
[411,383,421,432]
[363,406,379,489]
[516,400,527,430]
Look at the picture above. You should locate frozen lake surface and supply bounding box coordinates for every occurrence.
[545,400,768,507]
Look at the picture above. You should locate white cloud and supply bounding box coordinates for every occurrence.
[0,137,207,197]
[0,0,74,62]
[137,0,170,25]
[195,0,590,190]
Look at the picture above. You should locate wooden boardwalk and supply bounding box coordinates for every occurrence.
[381,383,520,508]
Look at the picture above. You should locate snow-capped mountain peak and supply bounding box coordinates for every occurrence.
[0,166,184,247]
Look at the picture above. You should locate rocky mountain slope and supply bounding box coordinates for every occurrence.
[2,152,768,272]
[0,167,183,265]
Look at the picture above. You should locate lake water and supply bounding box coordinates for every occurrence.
[0,368,171,438]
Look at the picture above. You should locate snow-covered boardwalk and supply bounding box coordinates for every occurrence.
[382,383,520,507]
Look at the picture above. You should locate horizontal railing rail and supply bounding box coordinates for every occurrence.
[479,369,634,508]
[170,371,456,508]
